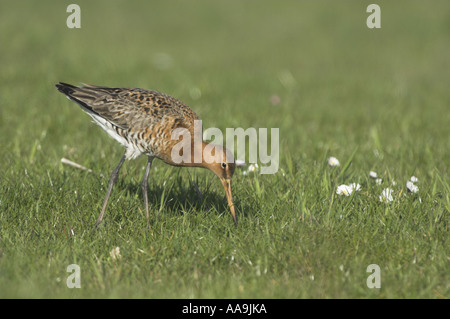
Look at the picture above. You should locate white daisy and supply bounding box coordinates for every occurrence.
[336,183,361,196]
[243,163,259,176]
[369,171,378,179]
[110,247,121,260]
[349,183,362,192]
[337,184,352,196]
[328,157,340,167]
[406,181,419,193]
[379,188,393,203]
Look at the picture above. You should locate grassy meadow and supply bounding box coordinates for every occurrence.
[0,1,449,298]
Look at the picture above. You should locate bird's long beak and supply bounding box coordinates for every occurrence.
[221,178,237,226]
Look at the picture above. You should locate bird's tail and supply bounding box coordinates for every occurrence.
[55,82,129,131]
[55,82,78,96]
[55,82,100,115]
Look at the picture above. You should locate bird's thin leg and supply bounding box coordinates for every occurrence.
[93,154,126,231]
[186,170,203,200]
[141,156,154,229]
[192,180,203,200]
[187,170,210,210]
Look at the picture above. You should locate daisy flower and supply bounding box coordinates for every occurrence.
[336,183,361,196]
[110,247,121,260]
[243,163,259,176]
[406,181,419,193]
[328,157,340,167]
[349,183,362,192]
[379,188,393,203]
[336,184,352,196]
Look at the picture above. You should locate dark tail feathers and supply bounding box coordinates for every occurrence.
[55,82,78,96]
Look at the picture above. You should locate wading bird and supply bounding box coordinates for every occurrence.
[56,82,236,229]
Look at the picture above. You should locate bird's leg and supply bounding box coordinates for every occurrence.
[93,154,126,231]
[186,170,204,200]
[192,180,204,200]
[187,171,211,210]
[141,156,154,229]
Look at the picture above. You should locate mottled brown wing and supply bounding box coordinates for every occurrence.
[56,82,200,131]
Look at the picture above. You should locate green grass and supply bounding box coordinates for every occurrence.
[0,0,449,298]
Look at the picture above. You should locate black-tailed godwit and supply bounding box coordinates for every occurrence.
[56,82,236,229]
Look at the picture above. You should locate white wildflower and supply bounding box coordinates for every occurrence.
[410,176,418,183]
[375,178,382,185]
[406,181,419,193]
[328,157,340,167]
[369,171,377,179]
[379,188,393,203]
[243,163,259,176]
[349,183,362,192]
[337,183,361,196]
[337,184,352,196]
[110,247,121,260]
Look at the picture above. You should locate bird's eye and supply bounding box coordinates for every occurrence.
[221,163,227,169]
